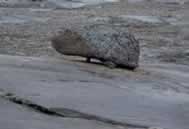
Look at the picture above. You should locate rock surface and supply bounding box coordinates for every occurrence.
[0,55,189,129]
[0,1,189,129]
[0,97,127,129]
[0,0,119,8]
[51,24,140,69]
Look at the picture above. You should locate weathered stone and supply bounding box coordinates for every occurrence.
[0,97,124,129]
[1,55,189,129]
[51,24,140,69]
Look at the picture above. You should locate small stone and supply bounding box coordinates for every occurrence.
[103,61,117,69]
[86,57,91,63]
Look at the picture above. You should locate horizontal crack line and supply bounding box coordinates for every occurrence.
[0,90,148,129]
[0,92,65,117]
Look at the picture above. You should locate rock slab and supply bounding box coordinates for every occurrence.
[51,24,140,69]
[0,97,124,129]
[0,55,189,129]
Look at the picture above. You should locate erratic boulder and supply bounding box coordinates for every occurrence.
[51,24,140,69]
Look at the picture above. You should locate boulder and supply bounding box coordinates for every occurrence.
[51,24,140,69]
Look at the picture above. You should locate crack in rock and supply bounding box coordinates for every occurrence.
[0,90,148,129]
[0,91,65,117]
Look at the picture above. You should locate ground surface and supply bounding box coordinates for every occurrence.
[0,96,128,129]
[0,0,189,65]
[0,0,189,129]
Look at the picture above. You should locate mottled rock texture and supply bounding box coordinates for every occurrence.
[51,24,140,69]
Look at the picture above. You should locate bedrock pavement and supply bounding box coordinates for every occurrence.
[0,97,132,129]
[0,55,189,129]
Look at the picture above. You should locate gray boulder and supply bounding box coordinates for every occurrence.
[51,24,140,69]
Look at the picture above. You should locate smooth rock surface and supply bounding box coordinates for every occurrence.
[46,0,119,8]
[51,24,140,69]
[0,97,125,129]
[0,0,119,8]
[0,55,189,129]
